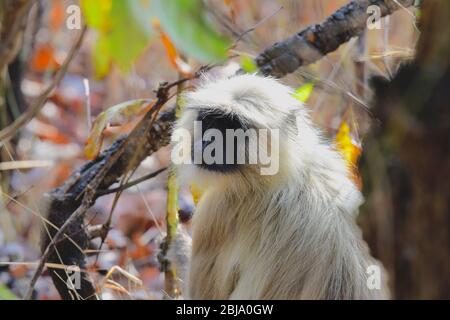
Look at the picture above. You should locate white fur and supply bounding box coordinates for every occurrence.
[169,74,389,299]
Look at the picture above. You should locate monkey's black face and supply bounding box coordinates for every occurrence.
[192,109,250,173]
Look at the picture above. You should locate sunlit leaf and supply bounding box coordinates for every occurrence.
[240,54,258,73]
[107,1,153,71]
[335,121,362,188]
[84,99,155,159]
[81,0,153,77]
[80,0,112,32]
[93,37,111,79]
[190,183,203,206]
[292,82,314,103]
[153,0,231,63]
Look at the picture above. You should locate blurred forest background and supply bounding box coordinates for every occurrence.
[0,0,448,300]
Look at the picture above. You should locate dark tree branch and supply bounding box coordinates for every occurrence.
[256,0,415,78]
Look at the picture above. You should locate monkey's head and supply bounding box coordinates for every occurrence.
[171,74,322,190]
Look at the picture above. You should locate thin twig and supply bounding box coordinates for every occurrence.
[96,167,168,196]
[231,6,284,48]
[163,74,186,299]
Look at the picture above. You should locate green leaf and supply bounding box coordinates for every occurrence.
[415,8,421,19]
[107,0,153,72]
[292,83,314,103]
[81,0,153,77]
[240,54,258,73]
[153,0,231,63]
[0,284,18,300]
[93,37,111,79]
[80,0,112,31]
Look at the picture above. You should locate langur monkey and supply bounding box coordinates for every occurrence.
[167,73,389,299]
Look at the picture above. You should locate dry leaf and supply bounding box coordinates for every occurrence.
[153,19,193,76]
[84,99,155,159]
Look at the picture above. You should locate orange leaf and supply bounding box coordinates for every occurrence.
[31,45,61,72]
[152,19,193,76]
[50,0,65,30]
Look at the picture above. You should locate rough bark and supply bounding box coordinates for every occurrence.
[360,0,450,299]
